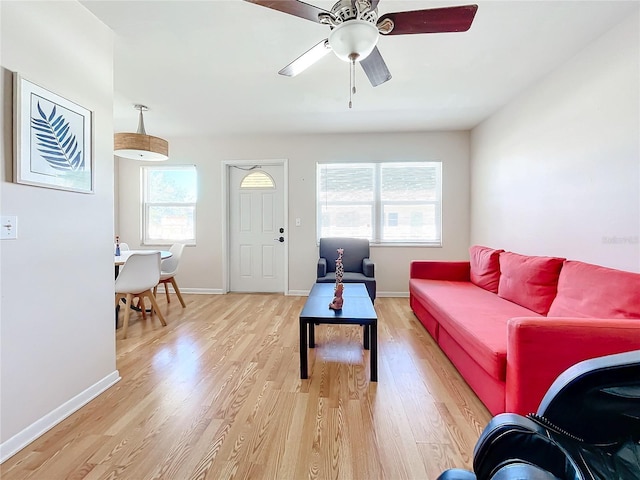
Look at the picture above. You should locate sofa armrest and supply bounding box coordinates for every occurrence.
[317,258,327,278]
[362,258,374,278]
[506,317,640,415]
[410,261,470,281]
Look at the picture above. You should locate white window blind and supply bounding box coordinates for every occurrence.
[317,162,442,245]
[142,165,197,245]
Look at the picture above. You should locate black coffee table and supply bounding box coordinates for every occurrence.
[299,283,378,382]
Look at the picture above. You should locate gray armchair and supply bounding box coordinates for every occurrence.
[316,237,376,301]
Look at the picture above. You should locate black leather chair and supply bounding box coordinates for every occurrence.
[316,237,376,301]
[437,349,640,480]
[441,464,562,480]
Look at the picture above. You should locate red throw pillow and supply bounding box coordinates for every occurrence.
[498,252,565,315]
[469,245,504,293]
[548,260,640,318]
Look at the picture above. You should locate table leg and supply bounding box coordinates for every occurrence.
[115,266,121,328]
[370,321,377,382]
[363,324,370,350]
[299,318,308,379]
[309,322,316,348]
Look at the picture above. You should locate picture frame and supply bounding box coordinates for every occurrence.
[13,73,94,194]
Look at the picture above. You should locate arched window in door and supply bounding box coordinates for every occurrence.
[240,171,275,189]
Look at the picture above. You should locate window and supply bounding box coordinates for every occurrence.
[240,171,275,189]
[317,162,442,245]
[142,165,197,245]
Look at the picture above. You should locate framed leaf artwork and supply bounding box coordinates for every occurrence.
[14,74,94,193]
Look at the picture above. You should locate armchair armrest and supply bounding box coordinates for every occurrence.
[506,317,640,415]
[472,413,573,480]
[410,261,470,281]
[317,258,327,278]
[362,258,374,278]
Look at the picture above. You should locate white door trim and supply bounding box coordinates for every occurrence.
[222,159,289,294]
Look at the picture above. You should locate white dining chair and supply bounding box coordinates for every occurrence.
[114,242,130,254]
[115,251,167,338]
[153,243,187,308]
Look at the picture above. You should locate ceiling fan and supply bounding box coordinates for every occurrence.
[244,0,478,89]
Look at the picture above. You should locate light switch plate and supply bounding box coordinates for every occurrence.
[1,216,18,239]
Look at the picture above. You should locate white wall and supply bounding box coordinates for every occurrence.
[0,1,117,461]
[470,13,640,272]
[116,131,471,295]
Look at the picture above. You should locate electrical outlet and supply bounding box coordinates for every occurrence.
[295,218,301,227]
[1,216,18,239]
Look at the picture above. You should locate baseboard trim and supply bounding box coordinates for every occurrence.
[164,287,408,297]
[0,370,121,463]
[287,290,310,296]
[179,288,224,295]
[379,291,409,298]
[287,289,409,298]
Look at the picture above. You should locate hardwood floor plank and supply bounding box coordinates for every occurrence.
[326,401,354,480]
[371,355,431,480]
[345,397,383,480]
[1,295,492,479]
[188,420,233,479]
[418,442,468,479]
[250,390,294,476]
[392,372,450,445]
[275,394,310,479]
[163,417,225,479]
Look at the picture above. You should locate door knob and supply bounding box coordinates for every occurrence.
[274,236,284,243]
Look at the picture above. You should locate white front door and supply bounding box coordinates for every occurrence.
[229,164,285,293]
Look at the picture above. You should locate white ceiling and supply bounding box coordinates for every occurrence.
[81,0,638,137]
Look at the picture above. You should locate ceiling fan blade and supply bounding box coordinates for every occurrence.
[278,39,331,77]
[360,47,392,87]
[244,0,330,23]
[378,4,478,35]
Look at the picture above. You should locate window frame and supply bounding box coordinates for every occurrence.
[141,165,197,246]
[316,161,442,246]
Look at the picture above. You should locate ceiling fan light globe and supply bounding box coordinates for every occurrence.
[328,20,379,62]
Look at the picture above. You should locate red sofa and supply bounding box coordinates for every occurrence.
[409,246,640,416]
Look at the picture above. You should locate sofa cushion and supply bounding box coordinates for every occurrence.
[469,245,504,293]
[410,279,543,381]
[548,261,640,318]
[497,252,565,315]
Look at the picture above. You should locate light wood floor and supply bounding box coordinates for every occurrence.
[1,293,491,480]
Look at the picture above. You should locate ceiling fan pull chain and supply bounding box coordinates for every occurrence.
[349,60,353,108]
[349,54,357,108]
[353,57,357,96]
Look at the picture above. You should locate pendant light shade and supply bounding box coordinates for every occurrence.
[114,105,168,161]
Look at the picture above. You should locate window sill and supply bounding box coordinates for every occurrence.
[371,243,442,248]
[142,242,196,247]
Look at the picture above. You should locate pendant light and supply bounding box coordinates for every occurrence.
[114,104,169,161]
